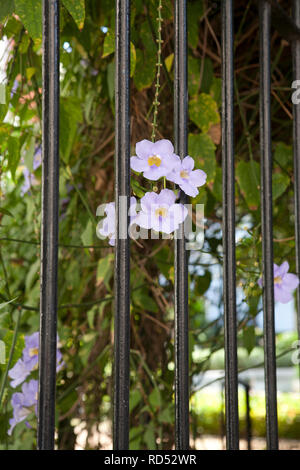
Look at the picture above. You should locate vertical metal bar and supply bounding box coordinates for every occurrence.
[221,0,239,450]
[174,0,189,450]
[259,0,279,450]
[114,0,131,451]
[292,0,300,382]
[38,0,60,450]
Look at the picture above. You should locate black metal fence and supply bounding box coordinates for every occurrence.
[37,0,300,450]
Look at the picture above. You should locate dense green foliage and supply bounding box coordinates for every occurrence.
[0,0,298,449]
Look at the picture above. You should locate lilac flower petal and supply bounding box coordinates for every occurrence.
[278,261,290,277]
[143,166,169,181]
[189,169,207,187]
[182,156,194,171]
[130,156,148,173]
[135,211,153,229]
[274,285,293,304]
[281,273,299,290]
[8,380,38,435]
[158,218,175,234]
[9,359,30,388]
[140,192,158,212]
[273,263,281,278]
[170,203,188,227]
[135,139,154,159]
[153,139,174,157]
[104,202,115,217]
[179,180,199,198]
[159,189,177,206]
[108,237,115,246]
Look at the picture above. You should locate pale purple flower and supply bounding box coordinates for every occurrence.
[135,189,188,234]
[167,155,207,197]
[8,332,64,388]
[21,167,38,196]
[8,380,38,436]
[258,261,299,304]
[98,197,137,246]
[130,139,179,181]
[22,332,40,371]
[20,147,41,195]
[8,359,32,388]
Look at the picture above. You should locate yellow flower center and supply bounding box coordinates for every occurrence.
[180,170,189,179]
[155,207,168,218]
[274,276,282,285]
[29,347,39,357]
[148,154,161,167]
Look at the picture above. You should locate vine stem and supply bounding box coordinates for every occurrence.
[151,0,163,142]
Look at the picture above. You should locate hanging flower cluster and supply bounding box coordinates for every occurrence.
[98,138,207,245]
[8,332,64,435]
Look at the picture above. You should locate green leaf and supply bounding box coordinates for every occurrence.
[272,172,290,200]
[165,53,174,73]
[188,57,200,97]
[81,219,94,246]
[131,180,145,198]
[0,340,5,365]
[212,166,222,202]
[23,135,35,172]
[274,142,293,169]
[62,0,85,29]
[210,77,222,108]
[0,206,13,217]
[149,388,161,409]
[188,133,216,182]
[96,254,114,289]
[157,405,173,424]
[102,31,115,58]
[195,271,212,295]
[144,425,156,450]
[243,325,256,355]
[0,1,14,23]
[130,42,136,77]
[200,58,214,94]
[187,1,203,49]
[25,259,39,292]
[236,161,260,210]
[130,389,142,412]
[7,136,20,179]
[189,93,220,133]
[14,0,42,40]
[133,48,156,91]
[60,97,82,163]
[25,67,36,80]
[0,298,17,311]
[0,84,6,105]
[0,330,24,372]
[107,61,115,106]
[133,289,158,313]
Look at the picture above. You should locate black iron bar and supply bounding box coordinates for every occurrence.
[221,0,239,450]
[292,0,300,384]
[113,0,131,451]
[38,0,60,450]
[259,0,279,450]
[174,0,189,450]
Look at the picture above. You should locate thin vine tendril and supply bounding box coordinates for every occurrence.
[151,0,163,143]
